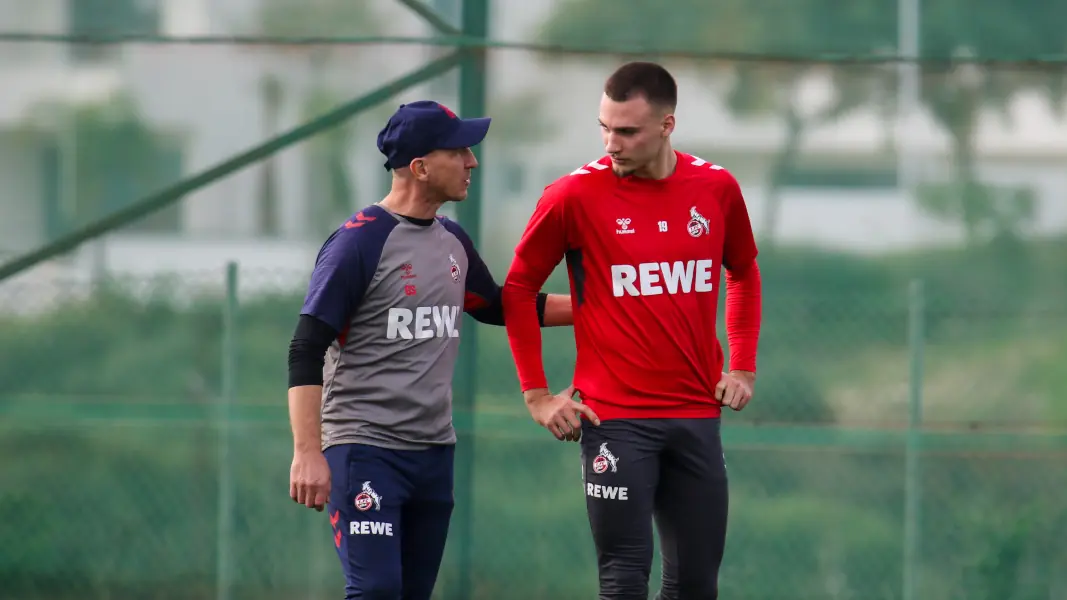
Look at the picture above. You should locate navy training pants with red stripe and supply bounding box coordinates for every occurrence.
[324,443,454,600]
[581,418,729,600]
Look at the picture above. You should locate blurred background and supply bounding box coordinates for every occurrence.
[1,0,1066,598]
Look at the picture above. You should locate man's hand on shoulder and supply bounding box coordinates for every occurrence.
[524,385,600,442]
[716,370,755,412]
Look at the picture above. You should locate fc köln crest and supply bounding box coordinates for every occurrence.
[354,481,382,512]
[592,443,619,474]
[687,206,711,238]
[448,253,461,282]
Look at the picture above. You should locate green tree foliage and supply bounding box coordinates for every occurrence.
[256,0,382,38]
[537,0,897,56]
[914,0,1067,245]
[19,92,183,237]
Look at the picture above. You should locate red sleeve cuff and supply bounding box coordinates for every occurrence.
[725,259,762,372]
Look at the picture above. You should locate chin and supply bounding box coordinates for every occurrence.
[611,158,636,177]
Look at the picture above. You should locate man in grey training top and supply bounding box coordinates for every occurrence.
[285,100,572,600]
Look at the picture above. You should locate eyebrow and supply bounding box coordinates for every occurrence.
[598,120,640,132]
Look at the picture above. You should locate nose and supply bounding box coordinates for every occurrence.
[464,148,478,169]
[604,133,621,154]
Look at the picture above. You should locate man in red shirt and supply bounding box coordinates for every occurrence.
[502,61,763,599]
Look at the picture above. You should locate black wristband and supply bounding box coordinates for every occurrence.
[536,293,548,327]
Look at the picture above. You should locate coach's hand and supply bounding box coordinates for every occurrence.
[524,385,601,442]
[290,450,331,512]
[716,370,755,411]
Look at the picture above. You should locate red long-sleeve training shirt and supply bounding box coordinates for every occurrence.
[502,151,762,420]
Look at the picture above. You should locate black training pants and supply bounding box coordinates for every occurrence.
[580,418,729,600]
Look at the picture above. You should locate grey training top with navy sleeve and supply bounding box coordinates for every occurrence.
[299,204,504,451]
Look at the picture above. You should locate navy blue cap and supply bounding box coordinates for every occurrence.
[376,100,491,171]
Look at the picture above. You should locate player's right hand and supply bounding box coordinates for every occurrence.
[716,370,755,411]
[524,385,601,442]
[290,450,331,512]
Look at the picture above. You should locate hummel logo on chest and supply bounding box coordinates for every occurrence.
[615,218,634,235]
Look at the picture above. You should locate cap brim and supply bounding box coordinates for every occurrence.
[441,117,491,149]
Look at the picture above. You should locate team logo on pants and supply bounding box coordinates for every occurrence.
[354,481,382,512]
[592,443,619,474]
[687,206,710,238]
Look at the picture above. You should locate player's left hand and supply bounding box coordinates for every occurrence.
[716,370,754,411]
[524,384,600,442]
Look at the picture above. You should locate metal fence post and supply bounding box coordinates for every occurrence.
[217,261,239,600]
[451,0,489,598]
[903,278,925,600]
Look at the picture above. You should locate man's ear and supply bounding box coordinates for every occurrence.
[408,158,429,181]
[661,114,676,137]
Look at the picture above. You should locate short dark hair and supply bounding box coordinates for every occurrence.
[604,62,678,110]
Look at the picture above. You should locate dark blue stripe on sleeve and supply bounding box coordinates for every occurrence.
[301,205,398,333]
[437,216,505,325]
